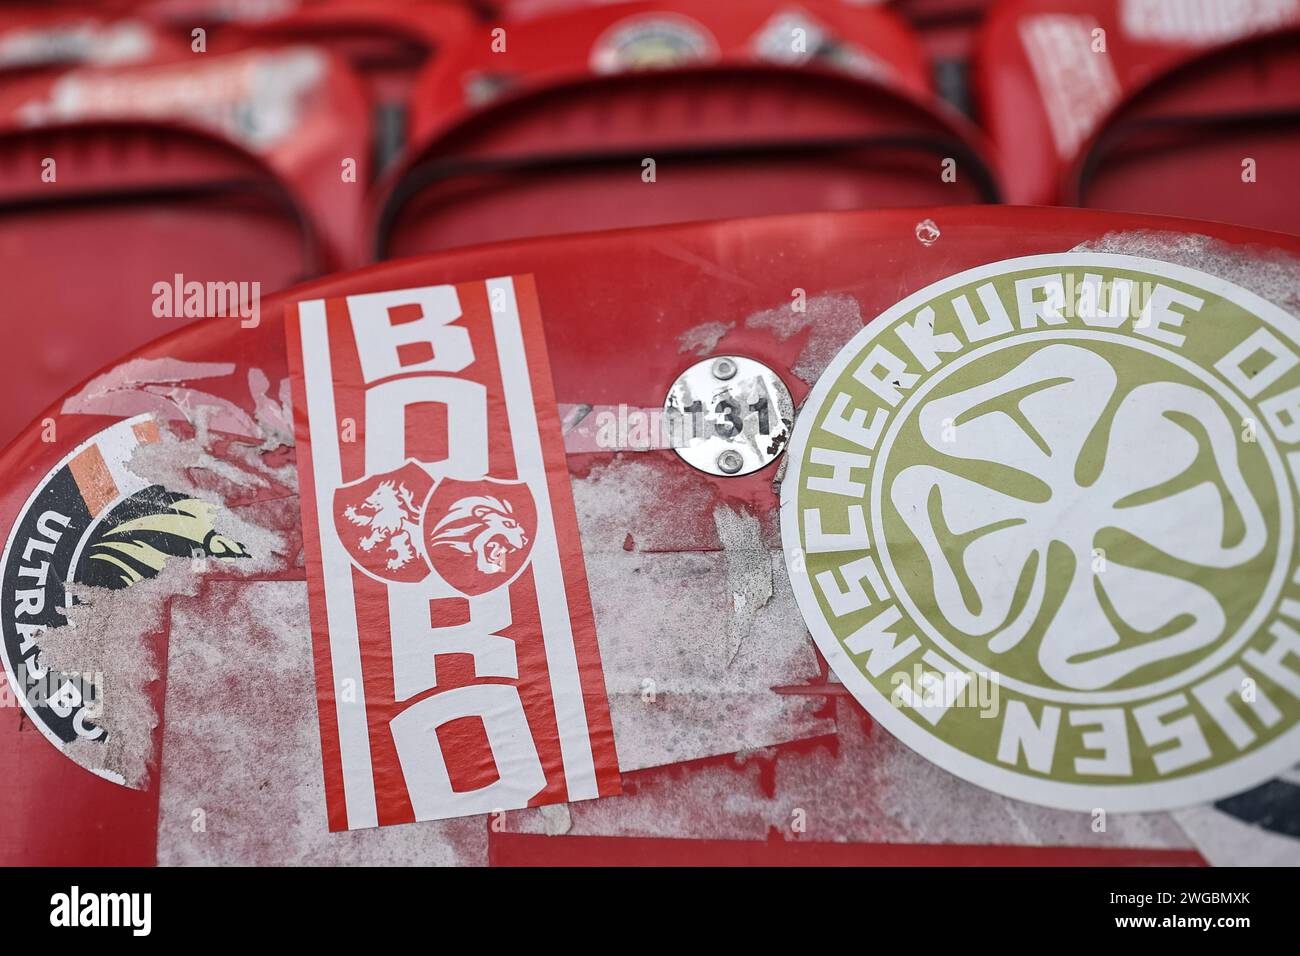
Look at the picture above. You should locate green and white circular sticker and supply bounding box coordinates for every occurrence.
[781,254,1300,812]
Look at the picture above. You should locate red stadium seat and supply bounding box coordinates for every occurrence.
[0,4,181,77]
[375,0,999,258]
[495,0,995,103]
[976,0,1300,225]
[892,0,994,63]
[1067,27,1300,233]
[0,46,370,446]
[144,0,477,170]
[2,204,1295,864]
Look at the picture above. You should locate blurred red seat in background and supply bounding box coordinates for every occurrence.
[0,4,182,78]
[143,0,476,171]
[891,0,993,63]
[1067,26,1300,233]
[494,0,996,111]
[0,46,369,446]
[374,0,999,259]
[976,0,1300,231]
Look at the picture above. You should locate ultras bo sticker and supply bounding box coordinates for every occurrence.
[0,414,250,785]
[781,254,1300,812]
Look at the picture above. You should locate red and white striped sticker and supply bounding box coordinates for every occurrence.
[285,276,620,831]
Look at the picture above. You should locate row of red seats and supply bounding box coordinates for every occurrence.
[1,0,1297,445]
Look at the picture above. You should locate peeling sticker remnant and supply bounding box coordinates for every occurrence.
[745,293,866,386]
[676,321,734,356]
[571,457,833,770]
[157,581,489,865]
[1,415,257,787]
[715,503,774,666]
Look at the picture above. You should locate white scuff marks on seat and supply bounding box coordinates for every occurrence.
[63,359,295,452]
[570,456,831,772]
[744,293,866,386]
[539,803,574,837]
[1071,231,1300,315]
[156,580,488,865]
[714,503,773,666]
[676,320,735,356]
[501,699,1195,850]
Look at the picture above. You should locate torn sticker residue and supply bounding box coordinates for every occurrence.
[42,351,826,802]
[1071,230,1300,316]
[157,580,488,866]
[571,458,832,771]
[744,292,866,386]
[285,277,621,831]
[501,699,1196,852]
[676,321,734,357]
[560,404,681,454]
[63,359,295,452]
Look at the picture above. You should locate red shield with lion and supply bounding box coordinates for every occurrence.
[333,461,434,584]
[422,477,537,596]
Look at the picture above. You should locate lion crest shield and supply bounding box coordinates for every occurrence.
[422,477,537,595]
[333,461,434,583]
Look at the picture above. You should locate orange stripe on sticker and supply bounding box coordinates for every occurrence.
[132,420,160,445]
[68,444,119,518]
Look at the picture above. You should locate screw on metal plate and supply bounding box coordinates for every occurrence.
[717,449,744,474]
[663,355,795,478]
[711,357,738,381]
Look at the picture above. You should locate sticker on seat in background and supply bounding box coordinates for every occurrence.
[782,253,1300,813]
[286,276,620,831]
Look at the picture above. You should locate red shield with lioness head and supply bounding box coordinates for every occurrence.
[333,461,434,584]
[422,477,537,596]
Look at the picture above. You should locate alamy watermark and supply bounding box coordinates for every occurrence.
[152,273,260,328]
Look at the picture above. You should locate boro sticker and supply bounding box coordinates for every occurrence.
[286,277,620,831]
[783,254,1300,812]
[0,415,250,785]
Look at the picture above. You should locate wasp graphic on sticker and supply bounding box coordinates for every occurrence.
[0,415,249,786]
